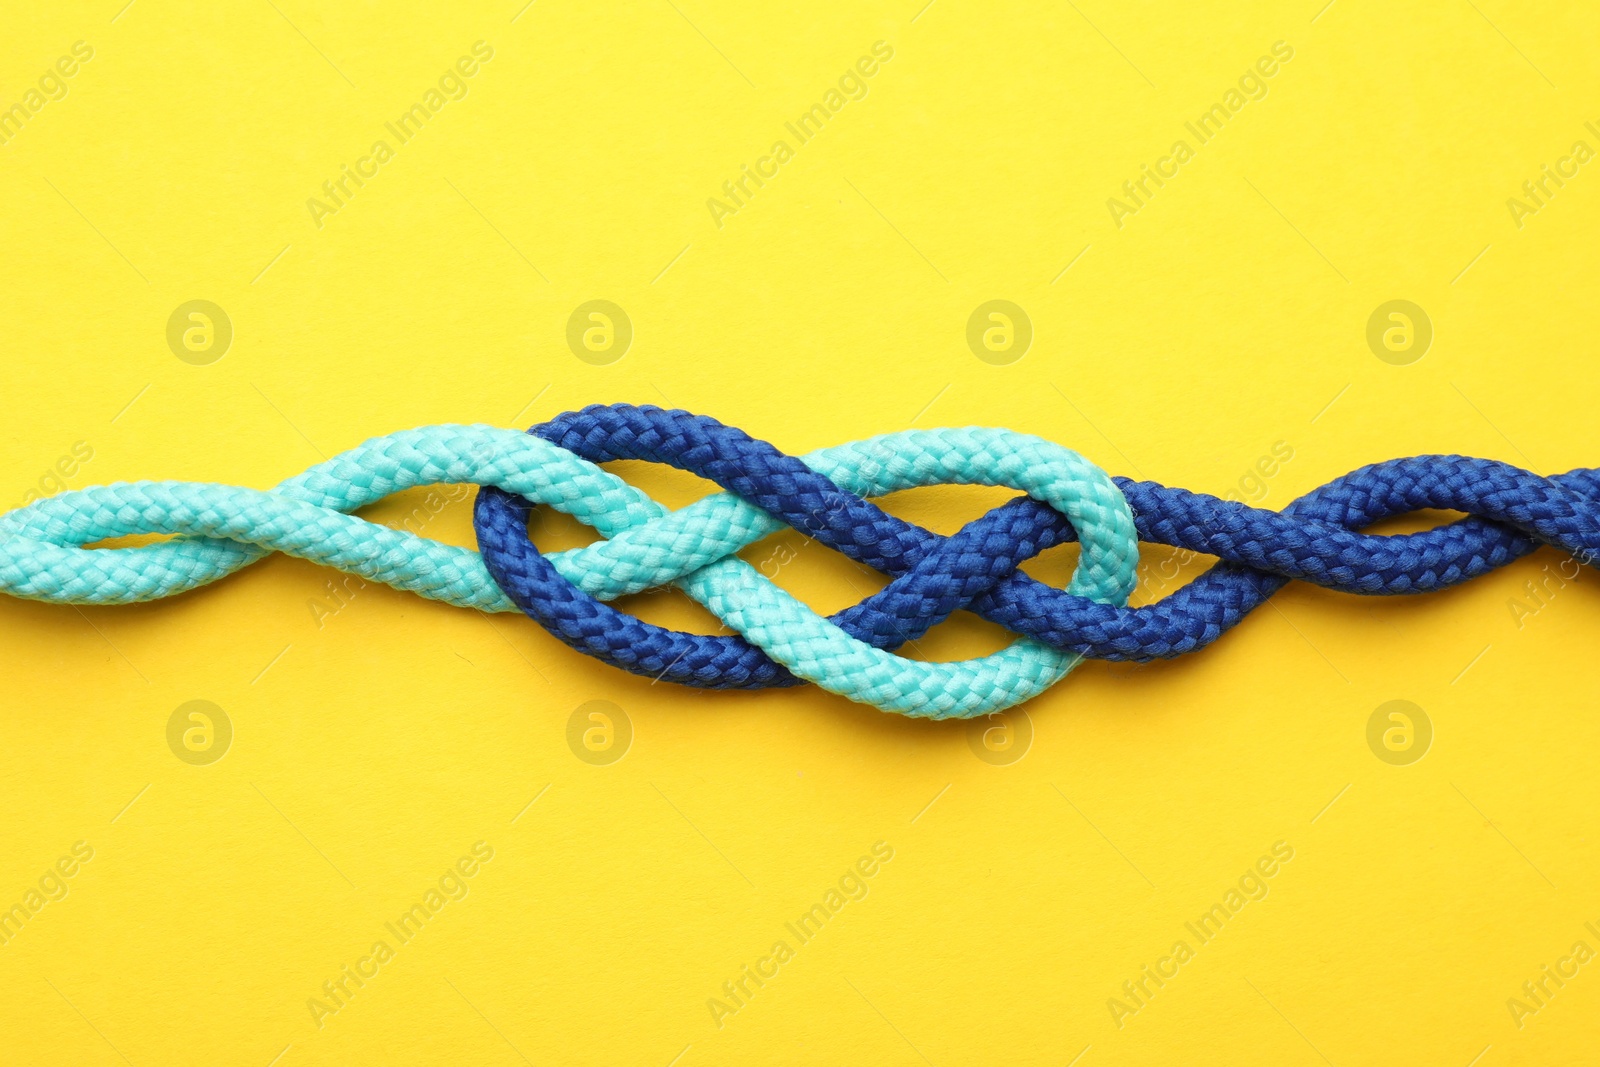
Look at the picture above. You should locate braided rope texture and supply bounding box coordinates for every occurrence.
[2,402,1597,717]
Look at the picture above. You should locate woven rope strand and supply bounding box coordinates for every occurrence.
[477,422,1139,715]
[474,405,1600,679]
[3,403,1598,714]
[0,419,1139,716]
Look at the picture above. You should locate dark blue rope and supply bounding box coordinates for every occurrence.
[472,403,1600,687]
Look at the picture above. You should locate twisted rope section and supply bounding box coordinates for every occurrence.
[0,425,656,611]
[0,415,1139,716]
[475,405,1600,694]
[477,415,1140,715]
[2,403,1597,716]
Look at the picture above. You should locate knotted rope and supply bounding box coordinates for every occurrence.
[2,402,1596,717]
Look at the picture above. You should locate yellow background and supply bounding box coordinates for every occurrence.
[2,1,1598,1063]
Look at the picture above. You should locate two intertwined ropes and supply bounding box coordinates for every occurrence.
[2,403,1595,716]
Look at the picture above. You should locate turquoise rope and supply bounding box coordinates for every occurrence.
[0,425,1137,715]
